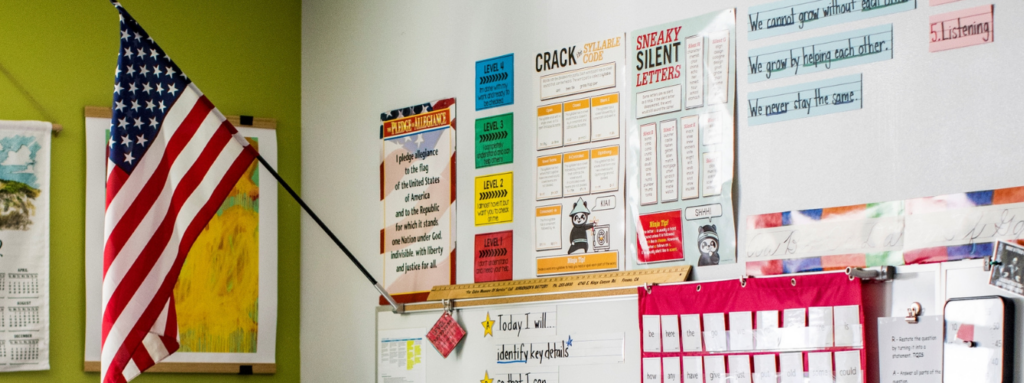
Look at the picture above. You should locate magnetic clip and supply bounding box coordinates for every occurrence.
[905,302,921,324]
[442,299,455,314]
[846,266,895,281]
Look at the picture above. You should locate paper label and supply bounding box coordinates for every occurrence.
[475,113,514,168]
[729,311,754,351]
[591,93,621,140]
[562,150,591,196]
[834,350,862,383]
[537,104,563,149]
[660,120,679,202]
[877,316,943,383]
[536,155,563,200]
[536,251,618,276]
[747,0,916,40]
[644,357,662,383]
[679,116,699,200]
[753,353,777,383]
[664,357,682,383]
[643,315,662,352]
[482,306,558,339]
[834,305,862,347]
[495,333,624,366]
[747,74,863,126]
[637,85,683,119]
[705,355,727,383]
[990,241,1024,296]
[809,306,834,347]
[540,62,617,101]
[808,352,833,383]
[748,24,894,83]
[379,329,425,382]
[756,310,781,350]
[703,313,727,351]
[929,5,994,52]
[640,123,658,205]
[427,312,465,358]
[702,152,721,197]
[637,210,684,263]
[476,53,514,110]
[475,172,514,225]
[729,355,752,383]
[534,205,562,250]
[707,30,730,105]
[590,146,620,193]
[563,99,592,146]
[779,352,804,383]
[474,231,513,283]
[662,315,681,352]
[683,356,703,383]
[684,35,705,109]
[680,314,703,352]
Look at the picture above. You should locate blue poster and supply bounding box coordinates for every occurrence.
[476,54,514,110]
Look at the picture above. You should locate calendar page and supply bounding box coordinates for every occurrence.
[0,121,51,372]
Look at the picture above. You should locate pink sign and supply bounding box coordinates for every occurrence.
[929,5,994,52]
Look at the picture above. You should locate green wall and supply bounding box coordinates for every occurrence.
[0,1,301,382]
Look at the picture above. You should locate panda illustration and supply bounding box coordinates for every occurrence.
[697,224,720,266]
[567,197,596,254]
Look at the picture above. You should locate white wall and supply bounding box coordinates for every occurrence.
[301,1,1024,381]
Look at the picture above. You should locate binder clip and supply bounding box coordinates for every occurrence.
[905,302,921,324]
[442,299,455,315]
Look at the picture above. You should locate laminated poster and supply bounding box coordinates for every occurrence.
[531,34,627,276]
[627,9,738,269]
[381,99,456,301]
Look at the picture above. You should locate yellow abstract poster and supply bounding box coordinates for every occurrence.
[174,139,260,353]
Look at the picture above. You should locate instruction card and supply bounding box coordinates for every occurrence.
[877,316,943,383]
[747,24,893,83]
[531,34,626,276]
[628,9,738,269]
[747,0,916,40]
[747,74,862,126]
[476,53,514,110]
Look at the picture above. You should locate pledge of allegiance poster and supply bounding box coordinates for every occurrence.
[530,34,628,276]
[381,99,456,302]
[627,9,738,269]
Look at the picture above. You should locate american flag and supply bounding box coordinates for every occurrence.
[101,3,257,382]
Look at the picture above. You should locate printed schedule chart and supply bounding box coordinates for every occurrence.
[0,271,46,369]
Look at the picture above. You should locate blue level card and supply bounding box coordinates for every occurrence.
[476,54,514,110]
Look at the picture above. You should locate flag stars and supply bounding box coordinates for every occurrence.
[121,134,132,148]
[126,65,136,76]
[158,100,167,113]
[128,82,138,95]
[123,151,136,165]
[153,65,162,78]
[167,83,178,96]
[130,99,140,112]
[121,29,129,41]
[145,99,155,112]
[136,47,145,59]
[140,66,150,77]
[124,47,133,60]
[115,99,126,112]
[114,83,123,95]
[133,117,143,128]
[142,82,152,94]
[109,136,115,148]
[118,117,128,128]
[149,49,159,60]
[135,134,149,147]
[165,66,176,78]
[115,65,121,78]
[133,31,142,42]
[156,83,164,96]
[149,117,160,129]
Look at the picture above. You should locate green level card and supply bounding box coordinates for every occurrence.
[475,113,513,168]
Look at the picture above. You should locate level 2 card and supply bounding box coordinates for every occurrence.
[643,315,662,352]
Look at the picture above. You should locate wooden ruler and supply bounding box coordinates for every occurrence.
[426,266,691,301]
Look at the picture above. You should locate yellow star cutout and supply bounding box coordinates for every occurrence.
[480,371,493,383]
[482,312,495,337]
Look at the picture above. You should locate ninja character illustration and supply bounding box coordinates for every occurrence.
[697,224,720,266]
[567,197,597,254]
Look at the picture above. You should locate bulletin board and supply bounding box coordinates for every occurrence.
[296,0,1024,381]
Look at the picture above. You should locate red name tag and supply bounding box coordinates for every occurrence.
[426,312,466,358]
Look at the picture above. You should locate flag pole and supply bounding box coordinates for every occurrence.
[254,153,405,314]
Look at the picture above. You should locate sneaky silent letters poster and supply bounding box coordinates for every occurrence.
[381,99,456,303]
